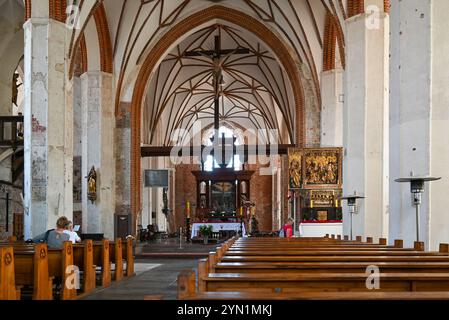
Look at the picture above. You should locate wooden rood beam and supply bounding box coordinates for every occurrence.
[141,144,295,158]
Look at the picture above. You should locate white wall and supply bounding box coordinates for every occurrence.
[321,69,343,147]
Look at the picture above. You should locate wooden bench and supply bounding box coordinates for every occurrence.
[13,243,54,300]
[181,291,449,300]
[178,270,449,300]
[108,238,135,281]
[92,239,111,287]
[73,240,96,294]
[215,261,449,274]
[178,236,449,300]
[0,237,133,300]
[0,241,76,300]
[200,272,449,293]
[0,246,20,300]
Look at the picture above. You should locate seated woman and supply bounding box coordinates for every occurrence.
[281,218,295,238]
[63,221,81,244]
[32,216,71,249]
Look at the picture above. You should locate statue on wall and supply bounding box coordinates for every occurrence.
[86,166,97,204]
[12,73,22,107]
[161,187,172,217]
[288,149,302,189]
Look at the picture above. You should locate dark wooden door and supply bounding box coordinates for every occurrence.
[13,212,24,240]
[115,215,129,239]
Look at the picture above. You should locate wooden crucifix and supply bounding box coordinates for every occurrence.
[184,34,250,132]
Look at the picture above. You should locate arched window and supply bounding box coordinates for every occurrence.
[203,126,243,171]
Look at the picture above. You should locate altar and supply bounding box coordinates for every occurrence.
[191,222,246,238]
[299,221,343,238]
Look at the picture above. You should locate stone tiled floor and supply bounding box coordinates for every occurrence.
[137,238,221,254]
[82,259,199,300]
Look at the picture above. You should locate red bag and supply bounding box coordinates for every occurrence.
[284,225,293,238]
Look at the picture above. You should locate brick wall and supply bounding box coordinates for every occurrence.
[174,162,200,231]
[248,163,273,232]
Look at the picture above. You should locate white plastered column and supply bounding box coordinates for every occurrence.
[81,72,115,239]
[389,0,449,250]
[343,2,389,242]
[321,69,343,147]
[23,4,73,238]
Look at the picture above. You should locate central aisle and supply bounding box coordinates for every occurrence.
[82,259,198,300]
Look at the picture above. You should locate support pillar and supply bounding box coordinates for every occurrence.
[343,2,389,242]
[115,102,132,238]
[24,11,73,238]
[390,0,449,250]
[81,72,115,239]
[321,69,343,147]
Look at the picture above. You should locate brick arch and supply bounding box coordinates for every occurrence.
[49,0,67,22]
[384,0,391,13]
[128,5,306,222]
[323,11,346,70]
[93,3,113,74]
[68,2,113,78]
[24,0,31,21]
[73,34,88,77]
[323,12,337,71]
[347,0,364,18]
[347,0,390,18]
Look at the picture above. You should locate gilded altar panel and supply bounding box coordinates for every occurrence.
[303,148,342,189]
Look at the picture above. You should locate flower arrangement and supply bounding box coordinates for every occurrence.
[198,225,213,237]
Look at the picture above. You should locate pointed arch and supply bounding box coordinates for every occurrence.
[347,0,364,18]
[323,12,337,71]
[49,0,67,22]
[128,5,305,225]
[73,34,88,77]
[24,0,31,21]
[93,3,113,74]
[69,2,113,78]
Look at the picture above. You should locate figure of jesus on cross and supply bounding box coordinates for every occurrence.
[184,32,250,131]
[184,31,250,168]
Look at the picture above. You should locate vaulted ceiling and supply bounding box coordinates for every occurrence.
[144,24,295,146]
[68,0,349,145]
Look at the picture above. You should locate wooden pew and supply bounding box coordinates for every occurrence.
[3,241,76,300]
[221,255,449,263]
[182,291,449,300]
[13,243,53,300]
[109,239,123,281]
[1,239,115,300]
[224,250,448,257]
[200,272,449,293]
[0,246,20,300]
[92,239,111,287]
[178,270,449,300]
[73,240,96,294]
[215,261,449,274]
[198,238,449,296]
[47,242,77,300]
[108,238,135,280]
[228,246,415,251]
[181,237,449,299]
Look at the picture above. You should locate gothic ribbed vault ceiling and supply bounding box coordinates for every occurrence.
[71,0,347,145]
[144,24,294,146]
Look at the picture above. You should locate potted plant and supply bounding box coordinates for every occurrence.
[199,225,213,244]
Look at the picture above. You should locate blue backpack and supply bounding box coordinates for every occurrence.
[278,228,285,238]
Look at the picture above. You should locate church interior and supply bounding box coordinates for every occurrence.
[1,0,449,302]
